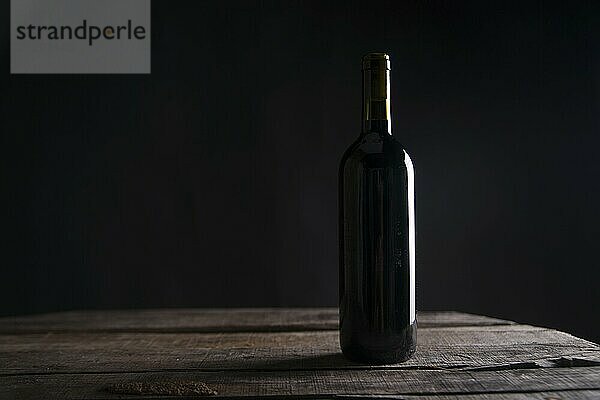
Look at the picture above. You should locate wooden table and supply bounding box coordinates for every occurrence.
[0,309,598,399]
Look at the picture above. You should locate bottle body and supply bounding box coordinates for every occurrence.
[338,54,416,364]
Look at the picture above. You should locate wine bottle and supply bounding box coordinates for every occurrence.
[339,53,416,364]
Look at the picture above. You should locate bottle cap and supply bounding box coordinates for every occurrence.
[362,53,390,70]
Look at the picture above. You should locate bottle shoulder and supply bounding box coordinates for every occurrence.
[340,132,411,169]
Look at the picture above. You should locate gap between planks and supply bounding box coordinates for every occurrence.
[0,310,515,334]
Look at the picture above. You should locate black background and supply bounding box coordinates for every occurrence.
[1,0,599,342]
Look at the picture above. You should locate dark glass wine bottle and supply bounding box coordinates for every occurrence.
[339,53,416,364]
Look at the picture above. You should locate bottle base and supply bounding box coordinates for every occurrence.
[340,324,417,364]
[341,342,416,364]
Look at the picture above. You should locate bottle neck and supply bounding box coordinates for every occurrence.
[361,58,391,135]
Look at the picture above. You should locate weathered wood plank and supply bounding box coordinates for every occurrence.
[0,309,513,334]
[339,391,600,399]
[1,325,598,376]
[1,367,599,399]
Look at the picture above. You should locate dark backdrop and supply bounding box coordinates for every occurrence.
[1,0,599,342]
